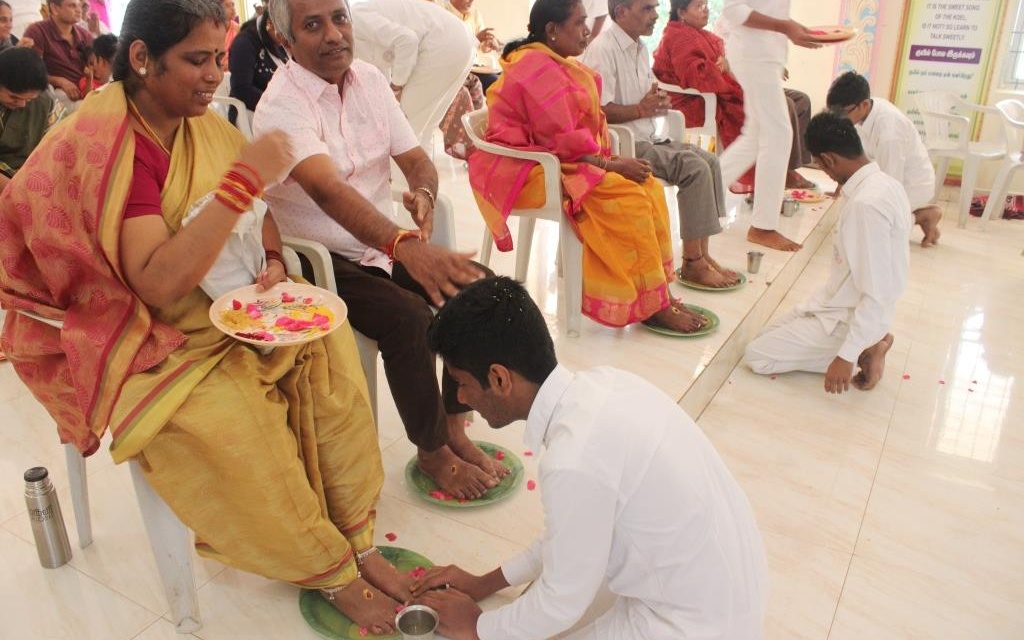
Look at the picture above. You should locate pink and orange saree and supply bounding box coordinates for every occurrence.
[469,43,674,327]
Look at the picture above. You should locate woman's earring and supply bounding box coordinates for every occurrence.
[138,67,147,76]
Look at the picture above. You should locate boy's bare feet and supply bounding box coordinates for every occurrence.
[447,420,509,479]
[359,549,415,604]
[418,445,497,500]
[914,205,942,247]
[747,227,802,251]
[680,256,739,287]
[853,333,894,390]
[321,577,400,636]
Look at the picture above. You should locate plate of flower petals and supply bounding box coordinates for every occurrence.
[807,25,856,43]
[404,441,523,508]
[210,282,347,346]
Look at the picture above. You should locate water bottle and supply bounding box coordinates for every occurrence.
[24,467,72,568]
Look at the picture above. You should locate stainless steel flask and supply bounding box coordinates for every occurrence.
[24,467,72,568]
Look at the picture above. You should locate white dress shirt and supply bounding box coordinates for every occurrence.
[578,21,659,141]
[477,365,768,640]
[253,59,418,271]
[583,0,609,31]
[720,0,790,63]
[351,0,462,87]
[796,163,911,363]
[856,97,936,210]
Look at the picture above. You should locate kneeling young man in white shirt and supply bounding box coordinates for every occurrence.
[826,71,942,247]
[415,276,768,640]
[745,112,911,393]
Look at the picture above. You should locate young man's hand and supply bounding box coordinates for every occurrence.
[824,356,854,394]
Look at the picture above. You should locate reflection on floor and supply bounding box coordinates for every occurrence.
[2,145,1023,640]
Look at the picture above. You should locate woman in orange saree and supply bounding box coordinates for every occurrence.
[0,0,402,634]
[469,0,707,333]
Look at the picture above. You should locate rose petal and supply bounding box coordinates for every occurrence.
[527,480,537,491]
[494,450,506,461]
[971,380,978,384]
[902,374,911,380]
[938,380,946,384]
[231,299,242,310]
[395,604,406,613]
[384,532,397,542]
[770,375,777,380]
[359,627,368,637]
[523,450,533,456]
[281,292,295,303]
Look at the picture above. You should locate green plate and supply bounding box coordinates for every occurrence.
[299,546,433,640]
[674,268,747,292]
[404,441,524,508]
[642,304,720,338]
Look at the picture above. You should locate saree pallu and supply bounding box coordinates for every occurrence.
[652,21,745,148]
[0,83,381,588]
[469,44,674,327]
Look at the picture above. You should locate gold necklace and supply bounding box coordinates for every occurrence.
[126,98,173,157]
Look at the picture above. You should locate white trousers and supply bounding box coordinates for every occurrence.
[744,309,849,375]
[719,58,791,231]
[399,36,474,149]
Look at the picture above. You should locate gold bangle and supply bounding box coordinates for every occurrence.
[414,186,436,207]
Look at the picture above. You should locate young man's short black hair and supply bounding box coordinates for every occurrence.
[826,71,871,111]
[0,48,49,94]
[427,276,558,388]
[805,111,865,160]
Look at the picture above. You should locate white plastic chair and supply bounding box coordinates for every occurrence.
[980,99,1024,227]
[15,310,201,635]
[607,110,686,163]
[210,95,254,141]
[281,191,460,421]
[914,91,1005,228]
[658,82,718,152]
[462,107,584,337]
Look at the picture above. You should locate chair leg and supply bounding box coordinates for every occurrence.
[958,157,981,228]
[980,161,1018,229]
[479,228,493,268]
[559,218,583,338]
[129,459,202,634]
[515,218,537,281]
[353,330,379,427]
[63,444,93,549]
[933,157,950,202]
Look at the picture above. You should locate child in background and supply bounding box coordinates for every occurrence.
[79,34,117,96]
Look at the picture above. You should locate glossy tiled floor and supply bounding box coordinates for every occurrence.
[2,142,1023,639]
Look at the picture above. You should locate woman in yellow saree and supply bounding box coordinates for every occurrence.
[0,0,402,634]
[468,0,707,333]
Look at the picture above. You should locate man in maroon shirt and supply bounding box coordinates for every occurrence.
[24,0,92,107]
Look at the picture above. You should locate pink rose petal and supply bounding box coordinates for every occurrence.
[231,299,242,310]
[971,379,978,384]
[527,480,537,491]
[384,532,397,542]
[494,450,506,461]
[902,373,911,380]
[938,379,946,385]
[395,604,406,613]
[523,450,534,456]
[359,627,368,637]
[281,292,295,303]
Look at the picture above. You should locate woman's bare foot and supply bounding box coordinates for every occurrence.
[914,205,942,247]
[643,302,707,333]
[680,257,739,287]
[447,422,510,479]
[321,577,400,636]
[747,227,801,251]
[785,170,816,190]
[852,333,894,390]
[418,445,497,500]
[359,549,415,604]
[702,254,739,282]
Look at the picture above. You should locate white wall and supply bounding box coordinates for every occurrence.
[475,0,531,44]
[7,0,41,38]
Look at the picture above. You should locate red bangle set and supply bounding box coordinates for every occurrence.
[382,229,421,260]
[214,162,265,214]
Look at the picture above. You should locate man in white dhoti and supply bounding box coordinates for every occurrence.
[827,71,942,247]
[415,276,769,640]
[351,0,474,148]
[718,0,819,251]
[745,113,911,393]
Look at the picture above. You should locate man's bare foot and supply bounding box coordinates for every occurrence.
[702,254,739,282]
[680,257,739,287]
[447,422,510,479]
[852,333,894,390]
[418,445,497,500]
[747,227,801,251]
[643,302,707,333]
[322,577,399,636]
[359,549,415,604]
[914,205,942,247]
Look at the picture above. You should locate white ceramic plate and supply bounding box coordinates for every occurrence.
[209,282,347,347]
[807,25,856,43]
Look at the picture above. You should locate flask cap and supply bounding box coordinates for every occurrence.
[24,467,49,483]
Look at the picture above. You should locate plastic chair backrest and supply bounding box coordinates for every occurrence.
[914,91,964,145]
[996,99,1024,156]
